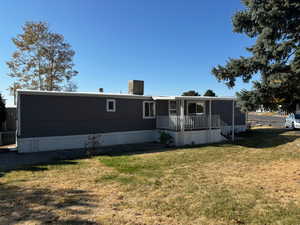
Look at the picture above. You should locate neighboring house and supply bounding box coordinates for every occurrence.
[0,106,17,146]
[4,107,17,131]
[256,105,269,113]
[16,80,247,153]
[296,104,300,114]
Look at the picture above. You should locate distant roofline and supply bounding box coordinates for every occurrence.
[17,90,237,101]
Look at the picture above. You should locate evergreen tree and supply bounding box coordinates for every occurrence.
[182,90,200,96]
[212,0,300,112]
[0,95,6,130]
[203,89,216,97]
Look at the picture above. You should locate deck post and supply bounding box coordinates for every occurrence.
[209,99,212,142]
[180,99,185,132]
[232,100,235,141]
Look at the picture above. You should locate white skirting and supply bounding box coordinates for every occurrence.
[17,130,157,153]
[162,129,226,146]
[221,125,247,136]
[17,126,247,153]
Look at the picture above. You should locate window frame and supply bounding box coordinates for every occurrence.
[143,101,156,119]
[106,99,116,112]
[187,101,205,115]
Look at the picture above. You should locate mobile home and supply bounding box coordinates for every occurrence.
[16,81,246,153]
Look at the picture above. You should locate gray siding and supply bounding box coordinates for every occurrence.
[156,100,169,116]
[206,100,245,125]
[20,94,156,138]
[156,99,245,125]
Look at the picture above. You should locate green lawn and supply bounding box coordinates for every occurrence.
[1,128,300,225]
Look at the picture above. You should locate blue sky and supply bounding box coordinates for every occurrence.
[0,0,255,106]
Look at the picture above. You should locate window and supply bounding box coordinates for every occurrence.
[169,100,177,115]
[143,101,156,119]
[106,99,116,112]
[187,102,205,115]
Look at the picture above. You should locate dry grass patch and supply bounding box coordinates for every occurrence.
[1,128,300,224]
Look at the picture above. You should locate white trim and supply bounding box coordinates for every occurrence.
[168,100,177,116]
[18,90,236,101]
[17,92,21,137]
[106,99,116,112]
[209,99,212,142]
[187,101,205,115]
[17,130,158,153]
[17,90,153,100]
[143,101,156,119]
[232,100,235,141]
[180,99,185,132]
[153,96,176,100]
[153,96,237,101]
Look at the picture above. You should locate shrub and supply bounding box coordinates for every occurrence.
[159,131,174,146]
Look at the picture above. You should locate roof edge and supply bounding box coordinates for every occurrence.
[153,96,237,101]
[17,90,153,100]
[17,90,237,101]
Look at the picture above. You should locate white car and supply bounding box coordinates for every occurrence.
[285,113,300,129]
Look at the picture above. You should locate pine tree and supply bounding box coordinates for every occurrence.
[203,89,216,97]
[182,90,201,96]
[212,0,300,112]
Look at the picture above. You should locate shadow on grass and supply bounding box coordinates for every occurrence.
[0,183,99,225]
[0,160,79,178]
[235,128,300,149]
[101,128,300,157]
[1,128,298,176]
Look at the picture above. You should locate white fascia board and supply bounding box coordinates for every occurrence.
[175,96,237,101]
[17,90,153,100]
[152,96,176,100]
[17,90,236,101]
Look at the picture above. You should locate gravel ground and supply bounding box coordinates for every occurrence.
[248,113,286,128]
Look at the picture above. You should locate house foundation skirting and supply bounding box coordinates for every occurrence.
[17,130,158,153]
[161,129,226,146]
[17,126,247,153]
[221,125,247,136]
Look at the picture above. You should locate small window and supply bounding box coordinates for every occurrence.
[143,101,156,119]
[106,99,116,112]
